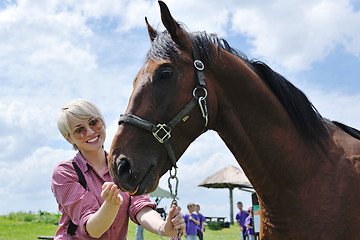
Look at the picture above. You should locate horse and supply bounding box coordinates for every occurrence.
[108,1,360,239]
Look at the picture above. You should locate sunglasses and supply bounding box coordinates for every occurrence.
[71,118,103,140]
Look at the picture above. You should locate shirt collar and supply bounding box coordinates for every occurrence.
[73,151,110,175]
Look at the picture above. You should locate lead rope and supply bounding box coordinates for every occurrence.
[159,167,181,240]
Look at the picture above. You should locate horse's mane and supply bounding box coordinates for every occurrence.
[147,30,329,145]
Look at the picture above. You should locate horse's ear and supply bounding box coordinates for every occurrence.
[158,1,190,49]
[145,17,158,42]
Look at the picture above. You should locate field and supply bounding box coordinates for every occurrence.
[0,211,242,240]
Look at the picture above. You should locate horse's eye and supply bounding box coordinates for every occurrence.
[159,69,173,80]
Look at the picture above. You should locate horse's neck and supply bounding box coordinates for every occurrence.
[205,51,360,239]
[210,53,317,202]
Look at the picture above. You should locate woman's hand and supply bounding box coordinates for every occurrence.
[162,205,185,237]
[86,182,123,238]
[101,182,123,206]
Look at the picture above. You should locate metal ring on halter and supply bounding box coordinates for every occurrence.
[194,60,204,71]
[169,166,177,178]
[193,87,207,99]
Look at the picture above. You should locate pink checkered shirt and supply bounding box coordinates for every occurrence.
[51,152,156,239]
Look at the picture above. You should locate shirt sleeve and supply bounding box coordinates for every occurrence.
[183,214,189,223]
[51,161,99,235]
[128,194,156,224]
[245,216,251,226]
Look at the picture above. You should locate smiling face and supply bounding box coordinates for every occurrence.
[58,99,106,153]
[67,117,106,153]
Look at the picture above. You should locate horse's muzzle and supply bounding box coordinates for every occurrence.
[110,156,141,195]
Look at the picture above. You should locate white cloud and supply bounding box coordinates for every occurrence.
[0,147,74,214]
[28,39,97,71]
[230,0,360,72]
[0,101,60,161]
[155,1,231,36]
[304,87,360,129]
[0,0,96,71]
[2,0,360,76]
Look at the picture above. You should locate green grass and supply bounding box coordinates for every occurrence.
[0,215,59,240]
[128,222,242,240]
[127,221,242,240]
[0,211,242,240]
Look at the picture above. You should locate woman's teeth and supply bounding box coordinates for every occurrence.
[87,136,99,143]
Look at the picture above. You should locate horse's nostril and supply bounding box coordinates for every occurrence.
[117,157,131,176]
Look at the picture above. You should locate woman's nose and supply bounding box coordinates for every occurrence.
[85,125,95,135]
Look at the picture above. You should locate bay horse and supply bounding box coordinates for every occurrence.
[109,1,360,239]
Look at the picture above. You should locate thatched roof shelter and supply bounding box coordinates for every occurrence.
[198,165,253,224]
[199,165,252,189]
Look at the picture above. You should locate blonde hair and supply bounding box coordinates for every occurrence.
[58,99,106,150]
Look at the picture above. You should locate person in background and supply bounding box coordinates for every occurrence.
[195,204,205,240]
[235,201,248,240]
[244,207,255,240]
[135,224,144,240]
[183,203,200,240]
[52,99,184,239]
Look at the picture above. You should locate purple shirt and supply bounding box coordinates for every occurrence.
[184,213,199,235]
[236,210,248,228]
[196,213,205,231]
[244,215,254,236]
[51,152,156,239]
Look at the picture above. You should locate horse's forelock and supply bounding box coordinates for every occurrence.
[146,30,184,62]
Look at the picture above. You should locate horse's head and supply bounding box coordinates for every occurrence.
[108,1,215,195]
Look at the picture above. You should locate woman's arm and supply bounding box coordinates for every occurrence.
[85,182,123,238]
[136,205,184,237]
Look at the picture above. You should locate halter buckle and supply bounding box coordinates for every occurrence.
[152,124,171,143]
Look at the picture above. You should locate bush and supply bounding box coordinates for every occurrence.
[207,221,223,230]
[5,211,61,224]
[7,211,36,222]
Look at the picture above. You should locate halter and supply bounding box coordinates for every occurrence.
[118,35,207,240]
[117,36,208,170]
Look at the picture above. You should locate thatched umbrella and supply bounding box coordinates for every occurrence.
[198,165,253,225]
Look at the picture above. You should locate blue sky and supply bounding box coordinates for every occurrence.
[1,0,360,224]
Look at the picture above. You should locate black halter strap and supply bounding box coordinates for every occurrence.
[190,36,206,87]
[118,35,208,169]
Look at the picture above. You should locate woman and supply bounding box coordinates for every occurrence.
[51,99,184,239]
